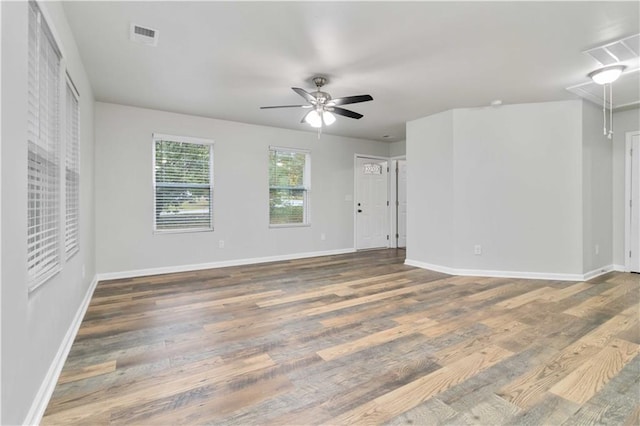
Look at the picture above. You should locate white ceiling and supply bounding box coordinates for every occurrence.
[61,1,640,142]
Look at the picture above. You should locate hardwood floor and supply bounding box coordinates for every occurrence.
[42,250,640,425]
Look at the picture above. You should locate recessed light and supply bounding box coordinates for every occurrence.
[490,100,502,107]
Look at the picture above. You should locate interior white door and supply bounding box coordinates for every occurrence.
[397,160,407,248]
[630,134,640,273]
[356,157,388,250]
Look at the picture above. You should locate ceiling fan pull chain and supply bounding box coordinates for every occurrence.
[602,84,607,136]
[608,83,613,140]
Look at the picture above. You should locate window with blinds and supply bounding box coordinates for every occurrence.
[269,147,310,226]
[153,134,214,232]
[27,1,62,289]
[65,80,80,258]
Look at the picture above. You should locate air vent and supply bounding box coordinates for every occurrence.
[585,34,640,66]
[130,23,158,46]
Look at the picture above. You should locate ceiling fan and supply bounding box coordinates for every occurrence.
[260,76,373,129]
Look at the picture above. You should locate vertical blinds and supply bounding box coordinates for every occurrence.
[154,138,213,231]
[65,82,80,257]
[27,1,62,288]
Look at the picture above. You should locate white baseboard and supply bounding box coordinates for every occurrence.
[612,264,627,272]
[97,248,356,281]
[404,258,594,282]
[582,265,616,281]
[404,259,459,276]
[23,275,99,426]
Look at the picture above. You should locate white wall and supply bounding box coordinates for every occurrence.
[406,110,454,267]
[389,139,406,158]
[582,101,613,273]
[1,2,95,424]
[407,101,587,277]
[612,108,640,267]
[453,102,583,274]
[0,3,4,422]
[95,102,390,274]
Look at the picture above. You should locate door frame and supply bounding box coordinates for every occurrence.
[389,156,406,248]
[624,130,640,272]
[354,154,390,250]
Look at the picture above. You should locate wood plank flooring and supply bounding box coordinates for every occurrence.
[42,250,640,425]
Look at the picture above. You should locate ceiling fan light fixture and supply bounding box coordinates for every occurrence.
[261,76,373,136]
[322,111,336,126]
[305,110,322,128]
[585,65,627,140]
[588,64,626,85]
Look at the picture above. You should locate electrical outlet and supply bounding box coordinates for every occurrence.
[320,233,326,241]
[219,240,225,249]
[474,245,482,255]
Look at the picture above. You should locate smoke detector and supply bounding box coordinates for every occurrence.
[130,23,159,46]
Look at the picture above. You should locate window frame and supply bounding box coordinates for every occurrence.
[152,133,214,234]
[27,0,64,291]
[268,146,311,228]
[64,74,80,259]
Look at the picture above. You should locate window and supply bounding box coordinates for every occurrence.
[153,134,214,232]
[363,162,383,174]
[65,79,80,258]
[27,1,62,289]
[269,147,310,226]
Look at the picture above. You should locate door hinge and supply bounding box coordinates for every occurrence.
[387,166,390,172]
[630,251,633,258]
[387,235,389,240]
[387,200,389,206]
[396,233,399,239]
[396,200,399,206]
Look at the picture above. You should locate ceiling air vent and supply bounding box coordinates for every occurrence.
[584,34,640,66]
[130,23,158,46]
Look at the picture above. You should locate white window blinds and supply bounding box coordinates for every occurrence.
[269,147,310,225]
[65,80,80,257]
[153,135,214,232]
[27,1,62,288]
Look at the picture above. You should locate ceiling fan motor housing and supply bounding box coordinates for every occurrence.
[315,91,332,106]
[312,76,327,87]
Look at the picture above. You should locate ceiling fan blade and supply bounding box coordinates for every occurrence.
[327,94,373,106]
[331,107,364,120]
[260,105,307,109]
[292,87,317,103]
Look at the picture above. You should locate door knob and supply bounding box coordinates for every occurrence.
[357,209,362,213]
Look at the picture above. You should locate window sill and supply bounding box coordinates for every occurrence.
[66,246,79,261]
[28,265,62,294]
[154,227,214,235]
[269,223,311,229]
